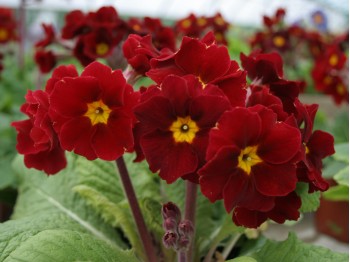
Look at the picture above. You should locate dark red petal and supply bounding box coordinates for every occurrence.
[259,122,301,164]
[12,119,39,154]
[267,192,301,223]
[134,96,175,131]
[223,169,275,212]
[253,162,297,196]
[50,77,100,117]
[308,130,335,159]
[141,130,198,183]
[24,146,67,175]
[82,62,127,106]
[59,117,97,160]
[199,146,239,202]
[190,95,231,128]
[161,75,190,117]
[232,207,268,228]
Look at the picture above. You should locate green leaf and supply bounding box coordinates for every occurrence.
[4,229,138,262]
[226,256,257,262]
[322,185,349,201]
[252,233,348,262]
[10,154,125,249]
[333,143,349,163]
[295,183,320,212]
[334,166,349,187]
[322,161,348,179]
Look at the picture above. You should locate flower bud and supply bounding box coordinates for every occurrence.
[162,231,178,249]
[178,219,194,237]
[163,217,178,231]
[178,235,190,251]
[162,202,181,223]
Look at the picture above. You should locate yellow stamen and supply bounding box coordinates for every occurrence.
[181,19,192,29]
[132,24,141,32]
[329,54,338,66]
[273,36,286,47]
[304,143,310,154]
[215,32,223,42]
[0,28,8,41]
[214,17,225,26]
[336,84,346,95]
[96,43,109,56]
[237,145,262,175]
[169,116,199,143]
[84,100,112,125]
[323,76,332,85]
[197,17,207,26]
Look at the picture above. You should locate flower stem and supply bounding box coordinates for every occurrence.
[116,156,158,262]
[184,181,198,262]
[178,251,186,262]
[221,233,241,260]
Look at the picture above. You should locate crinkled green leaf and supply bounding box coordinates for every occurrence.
[252,233,348,262]
[322,161,348,179]
[333,166,349,187]
[322,185,349,201]
[5,229,138,262]
[295,182,320,212]
[333,143,349,163]
[10,154,125,249]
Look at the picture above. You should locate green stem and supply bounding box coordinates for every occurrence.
[184,181,198,262]
[221,234,242,260]
[116,156,158,262]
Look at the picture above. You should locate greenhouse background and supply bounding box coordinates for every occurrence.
[0,0,348,261]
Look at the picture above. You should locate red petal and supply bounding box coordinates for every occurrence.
[253,162,297,196]
[199,146,239,202]
[308,130,334,159]
[259,122,301,164]
[232,207,268,228]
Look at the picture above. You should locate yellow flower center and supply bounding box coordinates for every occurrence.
[237,145,262,175]
[84,100,112,125]
[169,116,199,143]
[0,28,8,41]
[96,43,109,56]
[336,84,346,95]
[329,54,338,66]
[197,17,207,26]
[181,19,192,28]
[273,36,286,47]
[215,32,223,42]
[304,143,310,154]
[323,76,332,85]
[214,17,225,26]
[132,24,141,31]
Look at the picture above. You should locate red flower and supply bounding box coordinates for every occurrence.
[49,61,139,161]
[123,34,172,76]
[199,106,301,212]
[134,75,231,183]
[73,37,95,66]
[35,23,55,48]
[233,192,301,228]
[147,34,247,106]
[34,50,57,73]
[294,100,334,192]
[82,28,117,59]
[176,14,201,38]
[61,10,88,39]
[12,90,66,174]
[0,7,17,43]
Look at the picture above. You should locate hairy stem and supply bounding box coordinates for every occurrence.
[116,156,158,262]
[184,181,198,262]
[178,251,186,262]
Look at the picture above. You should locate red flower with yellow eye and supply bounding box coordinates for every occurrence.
[134,75,231,183]
[49,61,139,161]
[147,34,247,106]
[199,106,301,212]
[0,7,17,43]
[83,28,117,59]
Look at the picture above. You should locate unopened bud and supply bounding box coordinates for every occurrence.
[178,235,190,251]
[178,219,194,237]
[163,217,178,231]
[162,202,181,223]
[162,231,178,249]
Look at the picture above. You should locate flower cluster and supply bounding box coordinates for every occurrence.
[162,202,194,251]
[33,6,232,74]
[0,7,17,74]
[175,12,230,45]
[14,8,335,229]
[12,62,139,173]
[250,8,349,105]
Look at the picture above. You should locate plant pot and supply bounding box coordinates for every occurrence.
[315,197,349,243]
